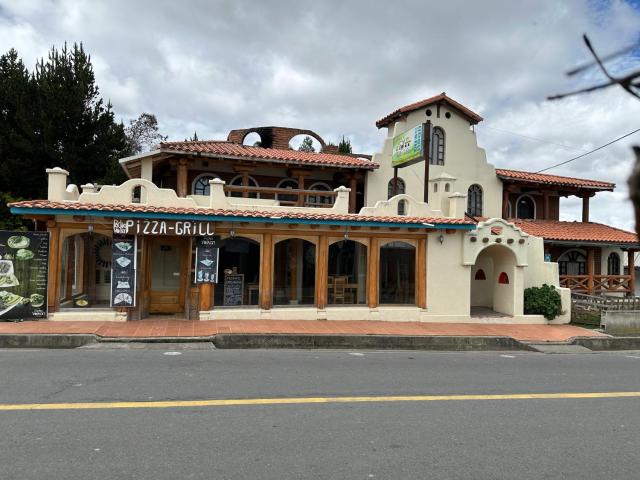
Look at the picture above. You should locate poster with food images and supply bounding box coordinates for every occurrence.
[0,231,49,321]
[110,233,137,307]
[194,236,220,284]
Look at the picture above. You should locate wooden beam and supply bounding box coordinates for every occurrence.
[628,250,636,296]
[582,194,590,222]
[199,283,212,311]
[349,176,357,213]
[316,235,328,309]
[416,237,427,309]
[502,189,510,219]
[367,238,380,308]
[46,221,60,313]
[587,248,595,295]
[259,233,273,309]
[176,158,188,198]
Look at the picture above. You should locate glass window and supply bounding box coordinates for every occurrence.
[558,250,587,276]
[607,253,621,275]
[192,174,220,196]
[228,175,260,198]
[276,178,299,205]
[306,182,334,207]
[387,178,405,199]
[516,195,536,219]
[328,240,367,305]
[273,239,316,305]
[211,237,260,306]
[467,184,483,217]
[379,241,416,305]
[430,127,445,165]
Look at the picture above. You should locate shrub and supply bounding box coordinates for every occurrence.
[524,284,562,320]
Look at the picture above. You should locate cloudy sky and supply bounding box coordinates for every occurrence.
[1,0,640,229]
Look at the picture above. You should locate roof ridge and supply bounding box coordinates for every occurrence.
[496,167,613,182]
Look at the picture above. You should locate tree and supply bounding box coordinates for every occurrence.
[298,136,315,152]
[184,131,198,142]
[338,136,352,154]
[125,113,167,154]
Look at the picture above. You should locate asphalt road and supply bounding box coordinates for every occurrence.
[2,345,640,479]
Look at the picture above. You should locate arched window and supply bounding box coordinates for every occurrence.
[397,199,407,216]
[498,272,509,284]
[558,250,586,275]
[467,184,483,216]
[516,195,536,219]
[607,252,621,275]
[474,269,486,280]
[192,174,220,196]
[306,182,334,207]
[228,175,260,198]
[430,127,445,165]
[276,178,299,204]
[387,178,405,199]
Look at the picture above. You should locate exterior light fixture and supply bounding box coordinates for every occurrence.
[344,231,349,241]
[229,228,236,238]
[438,233,444,244]
[88,223,94,235]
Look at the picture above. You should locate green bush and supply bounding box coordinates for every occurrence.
[524,284,562,320]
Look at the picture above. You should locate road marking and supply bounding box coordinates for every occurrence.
[1,391,640,412]
[163,351,182,356]
[500,354,515,358]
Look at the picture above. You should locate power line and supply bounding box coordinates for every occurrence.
[535,127,640,173]
[481,125,587,152]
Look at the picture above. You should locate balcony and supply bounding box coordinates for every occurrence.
[560,274,633,295]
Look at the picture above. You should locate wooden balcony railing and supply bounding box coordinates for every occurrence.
[560,275,632,294]
[223,185,337,208]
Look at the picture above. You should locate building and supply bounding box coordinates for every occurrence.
[9,94,638,323]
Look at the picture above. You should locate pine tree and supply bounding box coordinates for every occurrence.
[338,136,352,154]
[298,136,315,152]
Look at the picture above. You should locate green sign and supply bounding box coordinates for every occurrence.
[391,124,424,167]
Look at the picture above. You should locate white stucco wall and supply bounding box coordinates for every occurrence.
[364,107,503,217]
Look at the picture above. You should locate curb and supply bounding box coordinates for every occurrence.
[0,334,98,349]
[570,336,640,351]
[211,334,536,351]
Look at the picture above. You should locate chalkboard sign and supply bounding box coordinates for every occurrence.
[0,231,49,321]
[223,273,244,306]
[195,236,220,283]
[110,233,137,307]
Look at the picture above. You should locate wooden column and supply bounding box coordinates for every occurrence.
[259,233,273,310]
[316,235,329,309]
[177,159,188,198]
[416,237,427,309]
[587,248,595,295]
[46,220,60,313]
[628,250,636,296]
[242,171,249,198]
[367,238,380,308]
[543,191,550,220]
[199,283,212,311]
[502,190,510,219]
[296,175,306,206]
[582,194,590,223]
[349,176,358,213]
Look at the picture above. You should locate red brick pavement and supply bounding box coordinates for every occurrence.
[0,319,605,342]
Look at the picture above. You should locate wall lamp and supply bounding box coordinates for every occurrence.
[438,233,444,244]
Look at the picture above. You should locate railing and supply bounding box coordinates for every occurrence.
[223,185,337,208]
[571,292,640,326]
[560,275,632,294]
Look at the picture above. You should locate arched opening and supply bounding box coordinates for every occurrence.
[192,173,220,196]
[397,199,407,216]
[242,131,262,146]
[379,241,416,305]
[430,127,445,165]
[516,194,536,219]
[444,183,450,192]
[212,237,260,306]
[467,184,483,217]
[328,240,367,305]
[289,134,322,152]
[558,249,586,275]
[471,245,518,316]
[273,239,316,305]
[387,177,405,199]
[228,175,260,199]
[607,252,621,275]
[132,185,143,203]
[59,233,112,308]
[276,178,299,205]
[306,182,334,207]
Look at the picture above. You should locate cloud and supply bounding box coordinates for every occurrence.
[1,0,639,229]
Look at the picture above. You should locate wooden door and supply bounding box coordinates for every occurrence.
[148,237,189,314]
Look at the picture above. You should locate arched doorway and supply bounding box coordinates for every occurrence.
[212,237,260,306]
[273,239,316,305]
[470,245,518,316]
[558,249,586,275]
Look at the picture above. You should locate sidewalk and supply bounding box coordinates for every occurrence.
[0,319,605,343]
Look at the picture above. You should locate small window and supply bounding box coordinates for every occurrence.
[474,269,486,280]
[192,174,220,196]
[132,185,142,203]
[387,178,406,199]
[607,253,621,275]
[433,183,438,193]
[498,272,509,284]
[430,127,445,165]
[516,195,536,219]
[397,199,407,216]
[467,184,483,217]
[444,183,450,192]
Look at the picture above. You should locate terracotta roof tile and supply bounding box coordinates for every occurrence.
[158,140,378,170]
[496,169,614,190]
[9,200,473,227]
[376,93,483,128]
[513,220,638,245]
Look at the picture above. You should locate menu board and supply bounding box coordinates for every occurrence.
[223,273,244,306]
[195,236,220,284]
[110,233,137,307]
[0,231,49,321]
